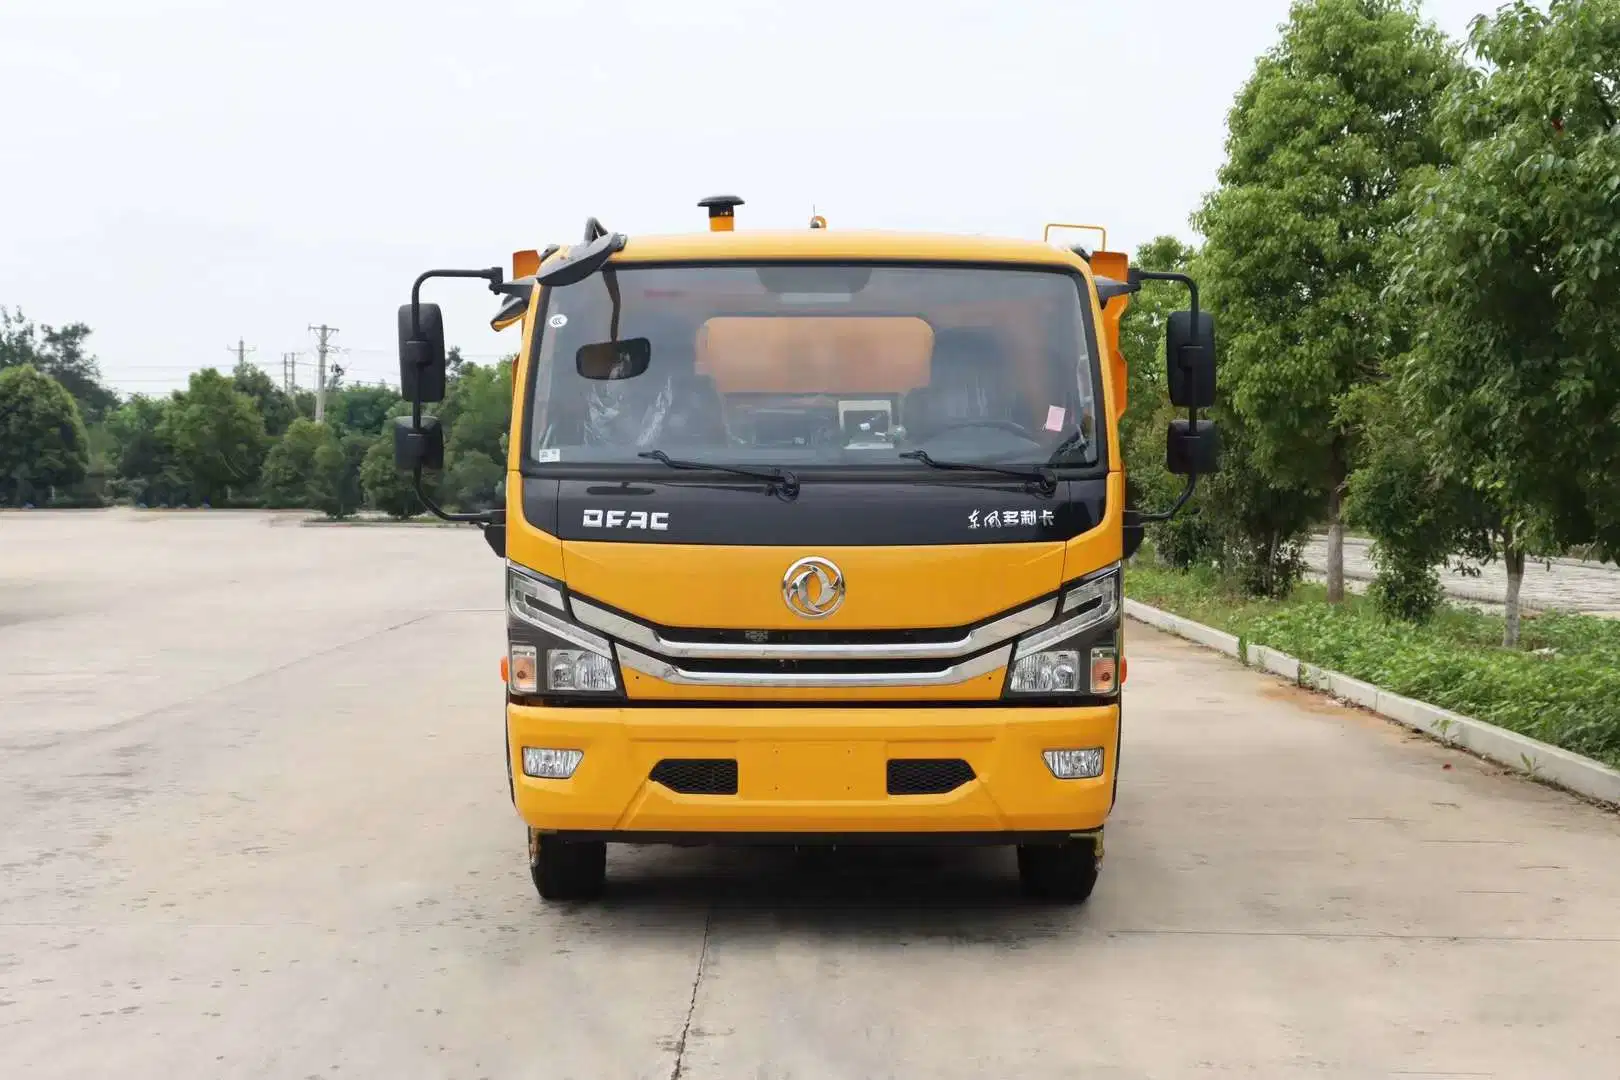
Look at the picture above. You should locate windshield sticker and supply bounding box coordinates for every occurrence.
[535,448,562,463]
[969,509,1055,529]
[1044,405,1066,432]
[548,313,568,328]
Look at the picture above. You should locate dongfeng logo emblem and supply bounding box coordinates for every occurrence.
[782,556,845,619]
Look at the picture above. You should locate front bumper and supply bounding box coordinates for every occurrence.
[507,702,1120,837]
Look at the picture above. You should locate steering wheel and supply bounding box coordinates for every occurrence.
[912,418,1040,442]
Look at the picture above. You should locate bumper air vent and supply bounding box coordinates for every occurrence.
[649,758,739,796]
[886,759,976,796]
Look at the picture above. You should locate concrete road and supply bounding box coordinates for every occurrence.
[1304,534,1620,617]
[3,510,1619,1080]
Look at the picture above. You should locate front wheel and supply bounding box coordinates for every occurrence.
[529,829,606,902]
[1017,836,1100,904]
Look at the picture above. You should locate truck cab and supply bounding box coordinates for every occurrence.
[393,198,1219,903]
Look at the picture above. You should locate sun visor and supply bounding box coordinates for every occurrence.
[696,316,935,394]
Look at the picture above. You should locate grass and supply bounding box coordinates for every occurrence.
[1126,560,1620,770]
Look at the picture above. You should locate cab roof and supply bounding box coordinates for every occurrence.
[600,229,1090,269]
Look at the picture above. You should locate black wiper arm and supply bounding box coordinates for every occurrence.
[1045,429,1090,464]
[637,450,800,497]
[898,450,1057,493]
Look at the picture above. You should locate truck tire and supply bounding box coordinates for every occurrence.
[1016,839,1100,904]
[529,831,606,901]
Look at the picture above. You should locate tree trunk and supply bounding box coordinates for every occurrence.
[1503,542,1526,649]
[1325,442,1346,605]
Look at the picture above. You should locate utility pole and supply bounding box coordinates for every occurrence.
[282,352,298,393]
[227,338,254,371]
[308,325,338,422]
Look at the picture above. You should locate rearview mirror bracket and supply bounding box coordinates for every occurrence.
[396,266,511,539]
[1126,269,1222,529]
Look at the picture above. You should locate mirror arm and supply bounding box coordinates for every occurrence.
[605,269,622,342]
[412,465,499,527]
[1132,473,1200,524]
[1129,269,1199,322]
[406,266,505,429]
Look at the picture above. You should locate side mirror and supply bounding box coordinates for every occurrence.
[398,302,447,404]
[1166,310,1216,409]
[1167,418,1220,476]
[393,414,445,472]
[577,337,652,380]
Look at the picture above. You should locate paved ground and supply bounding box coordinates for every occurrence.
[1304,535,1620,617]
[3,509,1619,1079]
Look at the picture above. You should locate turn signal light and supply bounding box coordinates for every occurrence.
[509,644,539,694]
[1090,646,1118,694]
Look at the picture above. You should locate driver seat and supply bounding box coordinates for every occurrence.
[904,327,1027,440]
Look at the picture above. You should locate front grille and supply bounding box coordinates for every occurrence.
[649,758,739,795]
[886,758,975,795]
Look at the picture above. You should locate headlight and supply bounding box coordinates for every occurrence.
[506,564,621,696]
[547,649,617,692]
[1006,564,1121,697]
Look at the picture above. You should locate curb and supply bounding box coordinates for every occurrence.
[1124,598,1620,809]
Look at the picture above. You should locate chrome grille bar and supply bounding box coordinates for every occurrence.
[615,644,1014,688]
[571,598,1056,661]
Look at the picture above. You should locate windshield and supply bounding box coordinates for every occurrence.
[525,262,1101,473]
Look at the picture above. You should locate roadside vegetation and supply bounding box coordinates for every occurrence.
[1112,0,1620,770]
[0,310,508,520]
[1127,557,1620,770]
[1122,0,1619,650]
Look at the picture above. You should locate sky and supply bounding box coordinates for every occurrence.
[2,0,1496,398]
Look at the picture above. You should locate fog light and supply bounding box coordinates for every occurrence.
[546,649,617,692]
[1043,748,1104,779]
[509,644,539,694]
[1090,646,1118,694]
[1009,649,1081,693]
[522,747,583,779]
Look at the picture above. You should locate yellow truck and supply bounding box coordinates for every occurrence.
[393,197,1219,903]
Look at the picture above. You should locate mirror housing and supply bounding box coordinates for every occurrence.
[1166,310,1216,409]
[1167,418,1220,476]
[393,414,445,473]
[535,231,627,288]
[398,303,447,403]
[577,337,652,380]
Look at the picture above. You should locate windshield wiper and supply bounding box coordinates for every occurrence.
[637,450,801,498]
[1045,429,1091,464]
[898,450,1057,493]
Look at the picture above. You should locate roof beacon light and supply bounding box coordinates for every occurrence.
[699,194,743,232]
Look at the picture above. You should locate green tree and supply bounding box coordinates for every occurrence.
[259,417,334,508]
[310,432,372,519]
[0,308,120,422]
[106,395,185,505]
[326,384,403,438]
[160,368,267,506]
[1194,0,1460,600]
[232,361,299,437]
[1389,0,1620,645]
[438,358,512,511]
[360,433,428,519]
[1345,383,1495,621]
[0,365,89,505]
